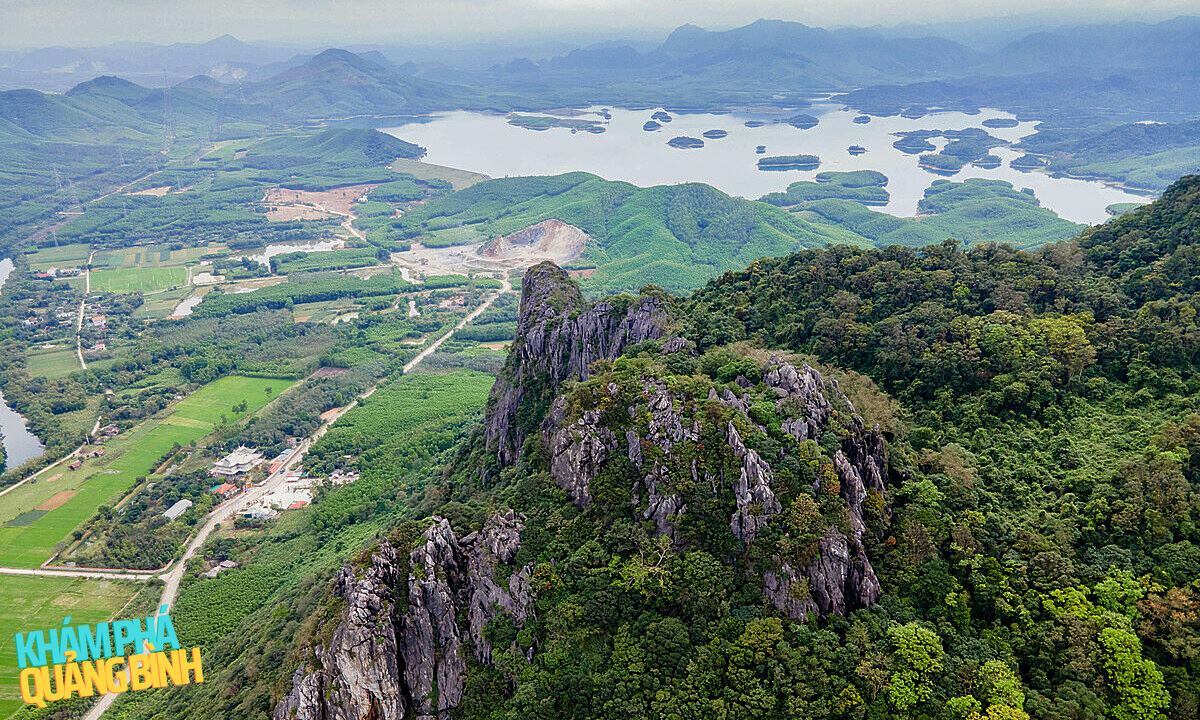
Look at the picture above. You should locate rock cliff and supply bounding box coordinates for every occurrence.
[484,261,670,466]
[542,350,888,622]
[274,512,534,720]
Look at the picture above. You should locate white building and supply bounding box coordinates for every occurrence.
[242,506,278,521]
[162,499,193,521]
[211,446,264,477]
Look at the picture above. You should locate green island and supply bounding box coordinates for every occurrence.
[758,154,821,170]
[761,169,890,206]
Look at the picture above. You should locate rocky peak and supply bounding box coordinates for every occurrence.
[484,262,670,466]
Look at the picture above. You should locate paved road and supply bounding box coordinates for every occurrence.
[75,250,95,369]
[80,271,511,719]
[0,566,158,581]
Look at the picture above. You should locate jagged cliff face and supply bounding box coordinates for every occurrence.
[276,262,893,719]
[484,262,670,466]
[544,351,887,620]
[274,512,533,720]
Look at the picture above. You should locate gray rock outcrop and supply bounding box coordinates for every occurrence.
[274,513,534,720]
[484,262,669,466]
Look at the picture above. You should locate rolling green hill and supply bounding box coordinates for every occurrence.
[393,172,869,292]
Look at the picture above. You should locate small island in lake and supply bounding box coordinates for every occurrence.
[1011,153,1048,170]
[643,120,661,131]
[848,145,867,155]
[893,134,937,154]
[757,154,820,171]
[901,107,927,119]
[761,169,890,207]
[973,154,1003,168]
[668,136,705,149]
[507,114,605,133]
[651,110,672,123]
[982,118,1020,129]
[755,145,766,154]
[744,120,767,128]
[853,115,872,124]
[919,153,963,176]
[783,113,819,129]
[702,129,728,139]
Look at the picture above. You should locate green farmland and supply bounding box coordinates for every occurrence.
[0,375,294,568]
[24,243,91,270]
[89,266,189,294]
[0,576,138,717]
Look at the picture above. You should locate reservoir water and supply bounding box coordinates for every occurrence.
[385,104,1148,225]
[0,257,47,470]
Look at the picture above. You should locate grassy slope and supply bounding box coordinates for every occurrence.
[394,172,868,293]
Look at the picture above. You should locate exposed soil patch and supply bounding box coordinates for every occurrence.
[37,490,76,511]
[126,185,172,197]
[263,184,379,218]
[265,205,335,221]
[480,219,588,265]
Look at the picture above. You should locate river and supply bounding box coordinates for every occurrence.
[0,258,47,470]
[384,104,1148,225]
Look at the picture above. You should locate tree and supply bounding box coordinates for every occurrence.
[1097,627,1170,720]
[887,622,944,713]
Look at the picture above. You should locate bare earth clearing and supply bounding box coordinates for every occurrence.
[392,218,592,280]
[124,185,172,197]
[262,184,379,221]
[480,219,588,264]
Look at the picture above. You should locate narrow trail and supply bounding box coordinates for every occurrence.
[80,270,512,719]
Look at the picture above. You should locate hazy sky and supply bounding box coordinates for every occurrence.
[2,0,1198,48]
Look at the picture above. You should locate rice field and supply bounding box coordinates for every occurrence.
[0,375,295,568]
[89,266,188,294]
[0,576,138,717]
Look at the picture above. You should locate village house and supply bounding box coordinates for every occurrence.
[242,506,278,522]
[203,559,239,579]
[211,482,240,499]
[267,448,294,474]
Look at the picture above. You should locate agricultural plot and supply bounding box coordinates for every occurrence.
[133,285,196,319]
[89,266,188,294]
[0,576,137,717]
[25,243,91,270]
[0,375,295,568]
[93,244,219,269]
[26,346,80,378]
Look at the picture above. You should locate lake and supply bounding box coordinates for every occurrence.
[385,104,1147,225]
[0,258,47,470]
